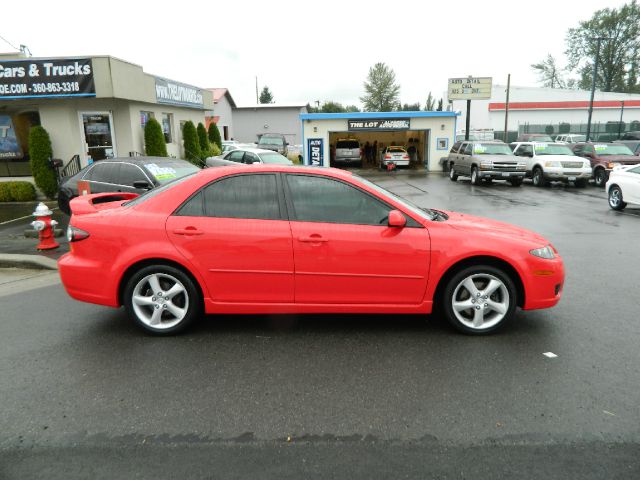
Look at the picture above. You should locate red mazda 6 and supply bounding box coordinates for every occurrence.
[58,165,564,335]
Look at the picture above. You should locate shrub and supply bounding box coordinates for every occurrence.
[207,122,222,150]
[28,126,58,199]
[0,181,36,201]
[559,123,571,134]
[545,125,554,135]
[144,118,168,157]
[197,122,210,154]
[182,121,202,166]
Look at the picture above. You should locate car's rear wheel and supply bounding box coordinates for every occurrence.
[124,265,201,335]
[532,167,547,187]
[449,166,458,181]
[470,166,480,185]
[442,265,517,335]
[594,168,608,187]
[608,185,627,211]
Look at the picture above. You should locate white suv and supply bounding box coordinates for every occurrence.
[510,142,592,187]
[554,134,586,144]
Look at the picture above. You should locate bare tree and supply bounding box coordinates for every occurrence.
[531,54,566,88]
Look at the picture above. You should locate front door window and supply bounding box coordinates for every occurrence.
[81,113,116,162]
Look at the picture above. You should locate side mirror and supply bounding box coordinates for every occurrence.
[388,210,406,228]
[133,180,152,190]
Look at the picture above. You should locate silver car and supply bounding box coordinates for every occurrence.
[447,141,526,186]
[206,147,293,168]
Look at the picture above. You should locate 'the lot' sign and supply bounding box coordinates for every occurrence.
[348,119,410,131]
[447,77,492,100]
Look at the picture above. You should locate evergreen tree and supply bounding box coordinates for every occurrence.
[28,126,58,199]
[207,122,222,150]
[197,122,210,155]
[259,86,274,104]
[360,63,400,111]
[182,121,202,166]
[144,118,168,157]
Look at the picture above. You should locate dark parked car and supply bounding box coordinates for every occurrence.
[571,142,640,187]
[57,157,200,215]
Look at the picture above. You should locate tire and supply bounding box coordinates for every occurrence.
[470,166,480,185]
[532,167,547,187]
[608,185,627,211]
[449,165,458,181]
[124,264,201,335]
[57,189,74,216]
[574,178,588,188]
[594,168,608,187]
[442,265,517,335]
[509,178,523,187]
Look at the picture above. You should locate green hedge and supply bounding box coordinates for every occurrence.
[207,122,222,150]
[0,181,37,202]
[182,121,202,166]
[144,118,168,157]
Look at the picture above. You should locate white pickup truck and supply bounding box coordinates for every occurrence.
[509,142,592,187]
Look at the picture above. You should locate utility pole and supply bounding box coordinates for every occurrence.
[586,37,609,142]
[503,74,511,143]
[465,100,471,140]
[255,76,259,104]
[618,101,625,139]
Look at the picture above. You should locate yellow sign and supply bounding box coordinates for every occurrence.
[448,77,492,100]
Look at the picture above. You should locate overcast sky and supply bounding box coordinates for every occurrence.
[0,0,628,107]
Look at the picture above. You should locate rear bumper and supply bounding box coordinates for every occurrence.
[58,252,119,307]
[382,160,410,166]
[334,156,362,164]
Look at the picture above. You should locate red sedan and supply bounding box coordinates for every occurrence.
[59,165,564,335]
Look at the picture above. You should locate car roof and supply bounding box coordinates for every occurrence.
[227,147,285,155]
[197,164,355,179]
[95,156,190,165]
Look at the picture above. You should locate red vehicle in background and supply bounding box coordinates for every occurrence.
[571,142,639,186]
[59,165,564,336]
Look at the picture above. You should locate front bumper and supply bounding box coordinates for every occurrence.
[522,256,565,310]
[478,170,526,180]
[544,168,592,181]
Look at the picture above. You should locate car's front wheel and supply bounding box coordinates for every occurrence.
[470,166,480,185]
[608,185,627,211]
[532,167,547,187]
[124,265,201,335]
[449,165,458,181]
[442,265,517,335]
[594,168,608,187]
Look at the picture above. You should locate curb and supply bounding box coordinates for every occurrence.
[0,253,59,270]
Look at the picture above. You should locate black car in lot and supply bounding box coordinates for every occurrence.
[57,157,200,215]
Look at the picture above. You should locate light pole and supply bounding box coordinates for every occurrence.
[586,37,609,142]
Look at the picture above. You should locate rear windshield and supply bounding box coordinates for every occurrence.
[124,173,196,207]
[336,141,359,149]
[259,137,284,146]
[387,147,406,153]
[143,161,200,183]
[534,144,574,155]
[473,143,513,155]
[593,144,635,156]
[259,153,293,165]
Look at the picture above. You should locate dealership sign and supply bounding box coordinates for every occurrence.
[307,138,323,166]
[155,77,204,108]
[447,77,492,100]
[348,119,410,131]
[0,58,95,99]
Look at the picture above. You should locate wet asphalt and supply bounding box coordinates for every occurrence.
[0,171,639,479]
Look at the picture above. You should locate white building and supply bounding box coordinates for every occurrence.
[451,85,640,138]
[206,88,236,140]
[232,104,308,145]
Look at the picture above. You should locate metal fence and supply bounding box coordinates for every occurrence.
[516,121,640,141]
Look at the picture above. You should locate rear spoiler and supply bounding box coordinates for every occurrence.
[69,192,139,216]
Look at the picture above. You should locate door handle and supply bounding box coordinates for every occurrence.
[298,235,328,243]
[173,227,204,236]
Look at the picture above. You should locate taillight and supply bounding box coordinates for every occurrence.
[403,155,409,160]
[67,225,90,242]
[385,154,391,159]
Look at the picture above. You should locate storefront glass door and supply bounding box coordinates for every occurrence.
[80,112,116,162]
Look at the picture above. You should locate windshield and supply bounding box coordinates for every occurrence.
[534,144,574,156]
[143,161,200,183]
[124,172,197,206]
[594,144,635,156]
[259,153,293,165]
[355,175,436,221]
[474,143,513,155]
[259,137,284,146]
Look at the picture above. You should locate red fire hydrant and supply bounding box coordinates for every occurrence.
[31,202,59,251]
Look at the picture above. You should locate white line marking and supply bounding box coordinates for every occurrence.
[603,410,616,417]
[543,352,558,358]
[0,207,59,225]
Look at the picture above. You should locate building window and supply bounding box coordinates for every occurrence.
[162,113,173,143]
[140,111,154,128]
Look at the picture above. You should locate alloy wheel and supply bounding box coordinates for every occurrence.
[131,273,189,330]
[451,273,510,331]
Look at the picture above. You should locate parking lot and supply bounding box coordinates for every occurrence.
[1,171,639,478]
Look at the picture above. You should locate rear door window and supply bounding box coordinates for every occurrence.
[203,174,281,220]
[227,151,246,163]
[116,163,149,186]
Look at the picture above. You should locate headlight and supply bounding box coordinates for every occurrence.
[607,162,619,169]
[583,162,590,168]
[544,161,561,167]
[530,245,555,259]
[480,160,492,169]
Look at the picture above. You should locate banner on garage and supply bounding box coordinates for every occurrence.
[0,58,95,99]
[307,138,323,166]
[0,115,22,159]
[154,77,204,108]
[447,77,492,100]
[348,119,411,131]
